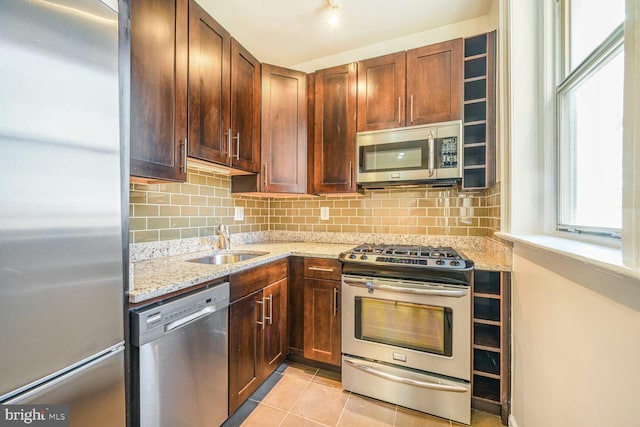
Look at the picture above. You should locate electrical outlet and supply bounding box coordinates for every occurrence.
[234,206,244,221]
[320,206,330,221]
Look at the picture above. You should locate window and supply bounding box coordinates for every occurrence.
[556,0,625,238]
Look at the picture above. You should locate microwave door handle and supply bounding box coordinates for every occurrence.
[428,132,435,177]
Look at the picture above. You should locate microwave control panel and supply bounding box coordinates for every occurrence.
[438,137,458,168]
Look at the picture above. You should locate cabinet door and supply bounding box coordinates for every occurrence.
[230,38,260,172]
[130,0,188,182]
[406,38,463,126]
[357,52,406,131]
[262,277,288,377]
[287,257,305,356]
[229,290,263,414]
[303,278,341,366]
[187,0,230,165]
[261,64,307,193]
[312,63,357,194]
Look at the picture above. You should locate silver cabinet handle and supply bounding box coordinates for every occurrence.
[226,128,232,160]
[256,299,265,329]
[181,137,188,172]
[343,359,468,393]
[410,95,414,123]
[333,287,338,317]
[428,131,435,177]
[349,161,353,188]
[263,163,268,187]
[342,279,469,298]
[233,133,240,160]
[263,295,273,325]
[308,266,335,272]
[398,96,401,125]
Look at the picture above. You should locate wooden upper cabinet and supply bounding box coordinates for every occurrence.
[406,38,463,126]
[311,63,357,193]
[260,64,307,193]
[130,0,188,182]
[357,52,406,132]
[187,0,230,165]
[230,39,261,172]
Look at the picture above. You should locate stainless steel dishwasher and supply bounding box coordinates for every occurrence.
[131,283,230,427]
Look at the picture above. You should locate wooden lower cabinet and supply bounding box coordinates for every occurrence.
[262,278,288,376]
[228,259,288,414]
[228,290,263,413]
[288,257,342,367]
[303,277,341,366]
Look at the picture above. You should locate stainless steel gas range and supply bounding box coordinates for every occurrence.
[339,244,473,425]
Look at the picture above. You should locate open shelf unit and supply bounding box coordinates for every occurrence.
[462,32,496,190]
[472,270,511,425]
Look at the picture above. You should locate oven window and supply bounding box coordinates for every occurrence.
[354,297,452,356]
[360,140,428,172]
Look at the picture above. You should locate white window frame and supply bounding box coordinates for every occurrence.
[555,1,625,241]
[499,0,640,271]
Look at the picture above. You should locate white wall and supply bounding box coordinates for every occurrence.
[292,15,495,72]
[510,244,640,427]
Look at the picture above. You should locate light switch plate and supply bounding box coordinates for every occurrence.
[234,206,244,221]
[320,206,330,220]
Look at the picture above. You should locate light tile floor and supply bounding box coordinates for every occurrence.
[223,362,503,427]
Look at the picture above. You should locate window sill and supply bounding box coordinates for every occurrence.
[495,232,640,281]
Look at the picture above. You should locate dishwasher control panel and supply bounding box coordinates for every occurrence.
[131,282,230,347]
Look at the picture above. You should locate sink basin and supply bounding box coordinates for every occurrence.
[186,251,269,265]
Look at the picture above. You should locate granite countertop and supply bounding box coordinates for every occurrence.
[130,240,512,304]
[129,242,357,303]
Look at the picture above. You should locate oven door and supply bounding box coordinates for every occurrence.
[341,274,470,381]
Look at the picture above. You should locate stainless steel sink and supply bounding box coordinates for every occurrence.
[186,251,269,265]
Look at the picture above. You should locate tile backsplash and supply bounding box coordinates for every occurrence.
[129,167,501,243]
[129,167,269,243]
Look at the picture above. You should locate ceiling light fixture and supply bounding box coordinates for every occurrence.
[328,0,339,27]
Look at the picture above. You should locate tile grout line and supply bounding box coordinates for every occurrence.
[335,392,352,427]
[273,367,322,427]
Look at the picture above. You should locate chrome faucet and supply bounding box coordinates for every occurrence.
[217,224,230,250]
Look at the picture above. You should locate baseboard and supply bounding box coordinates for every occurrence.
[508,414,519,427]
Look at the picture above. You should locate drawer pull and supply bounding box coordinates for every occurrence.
[308,266,335,272]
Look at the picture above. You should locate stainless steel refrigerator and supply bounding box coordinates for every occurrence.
[0,1,126,426]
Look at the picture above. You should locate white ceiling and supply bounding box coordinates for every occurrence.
[196,0,493,70]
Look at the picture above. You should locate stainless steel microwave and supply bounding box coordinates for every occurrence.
[356,121,462,187]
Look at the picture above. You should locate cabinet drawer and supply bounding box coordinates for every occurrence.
[303,258,341,281]
[230,258,288,302]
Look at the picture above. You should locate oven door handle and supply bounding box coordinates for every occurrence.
[343,279,468,298]
[343,359,468,393]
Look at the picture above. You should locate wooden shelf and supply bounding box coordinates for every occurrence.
[474,343,501,353]
[461,31,495,190]
[464,142,487,148]
[464,53,488,61]
[464,75,487,83]
[472,268,511,425]
[473,370,501,380]
[474,318,501,327]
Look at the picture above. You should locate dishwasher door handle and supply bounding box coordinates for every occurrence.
[164,306,215,333]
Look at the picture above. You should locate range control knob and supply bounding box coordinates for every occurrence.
[435,260,445,266]
[450,260,460,266]
[349,252,356,259]
[361,255,368,260]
